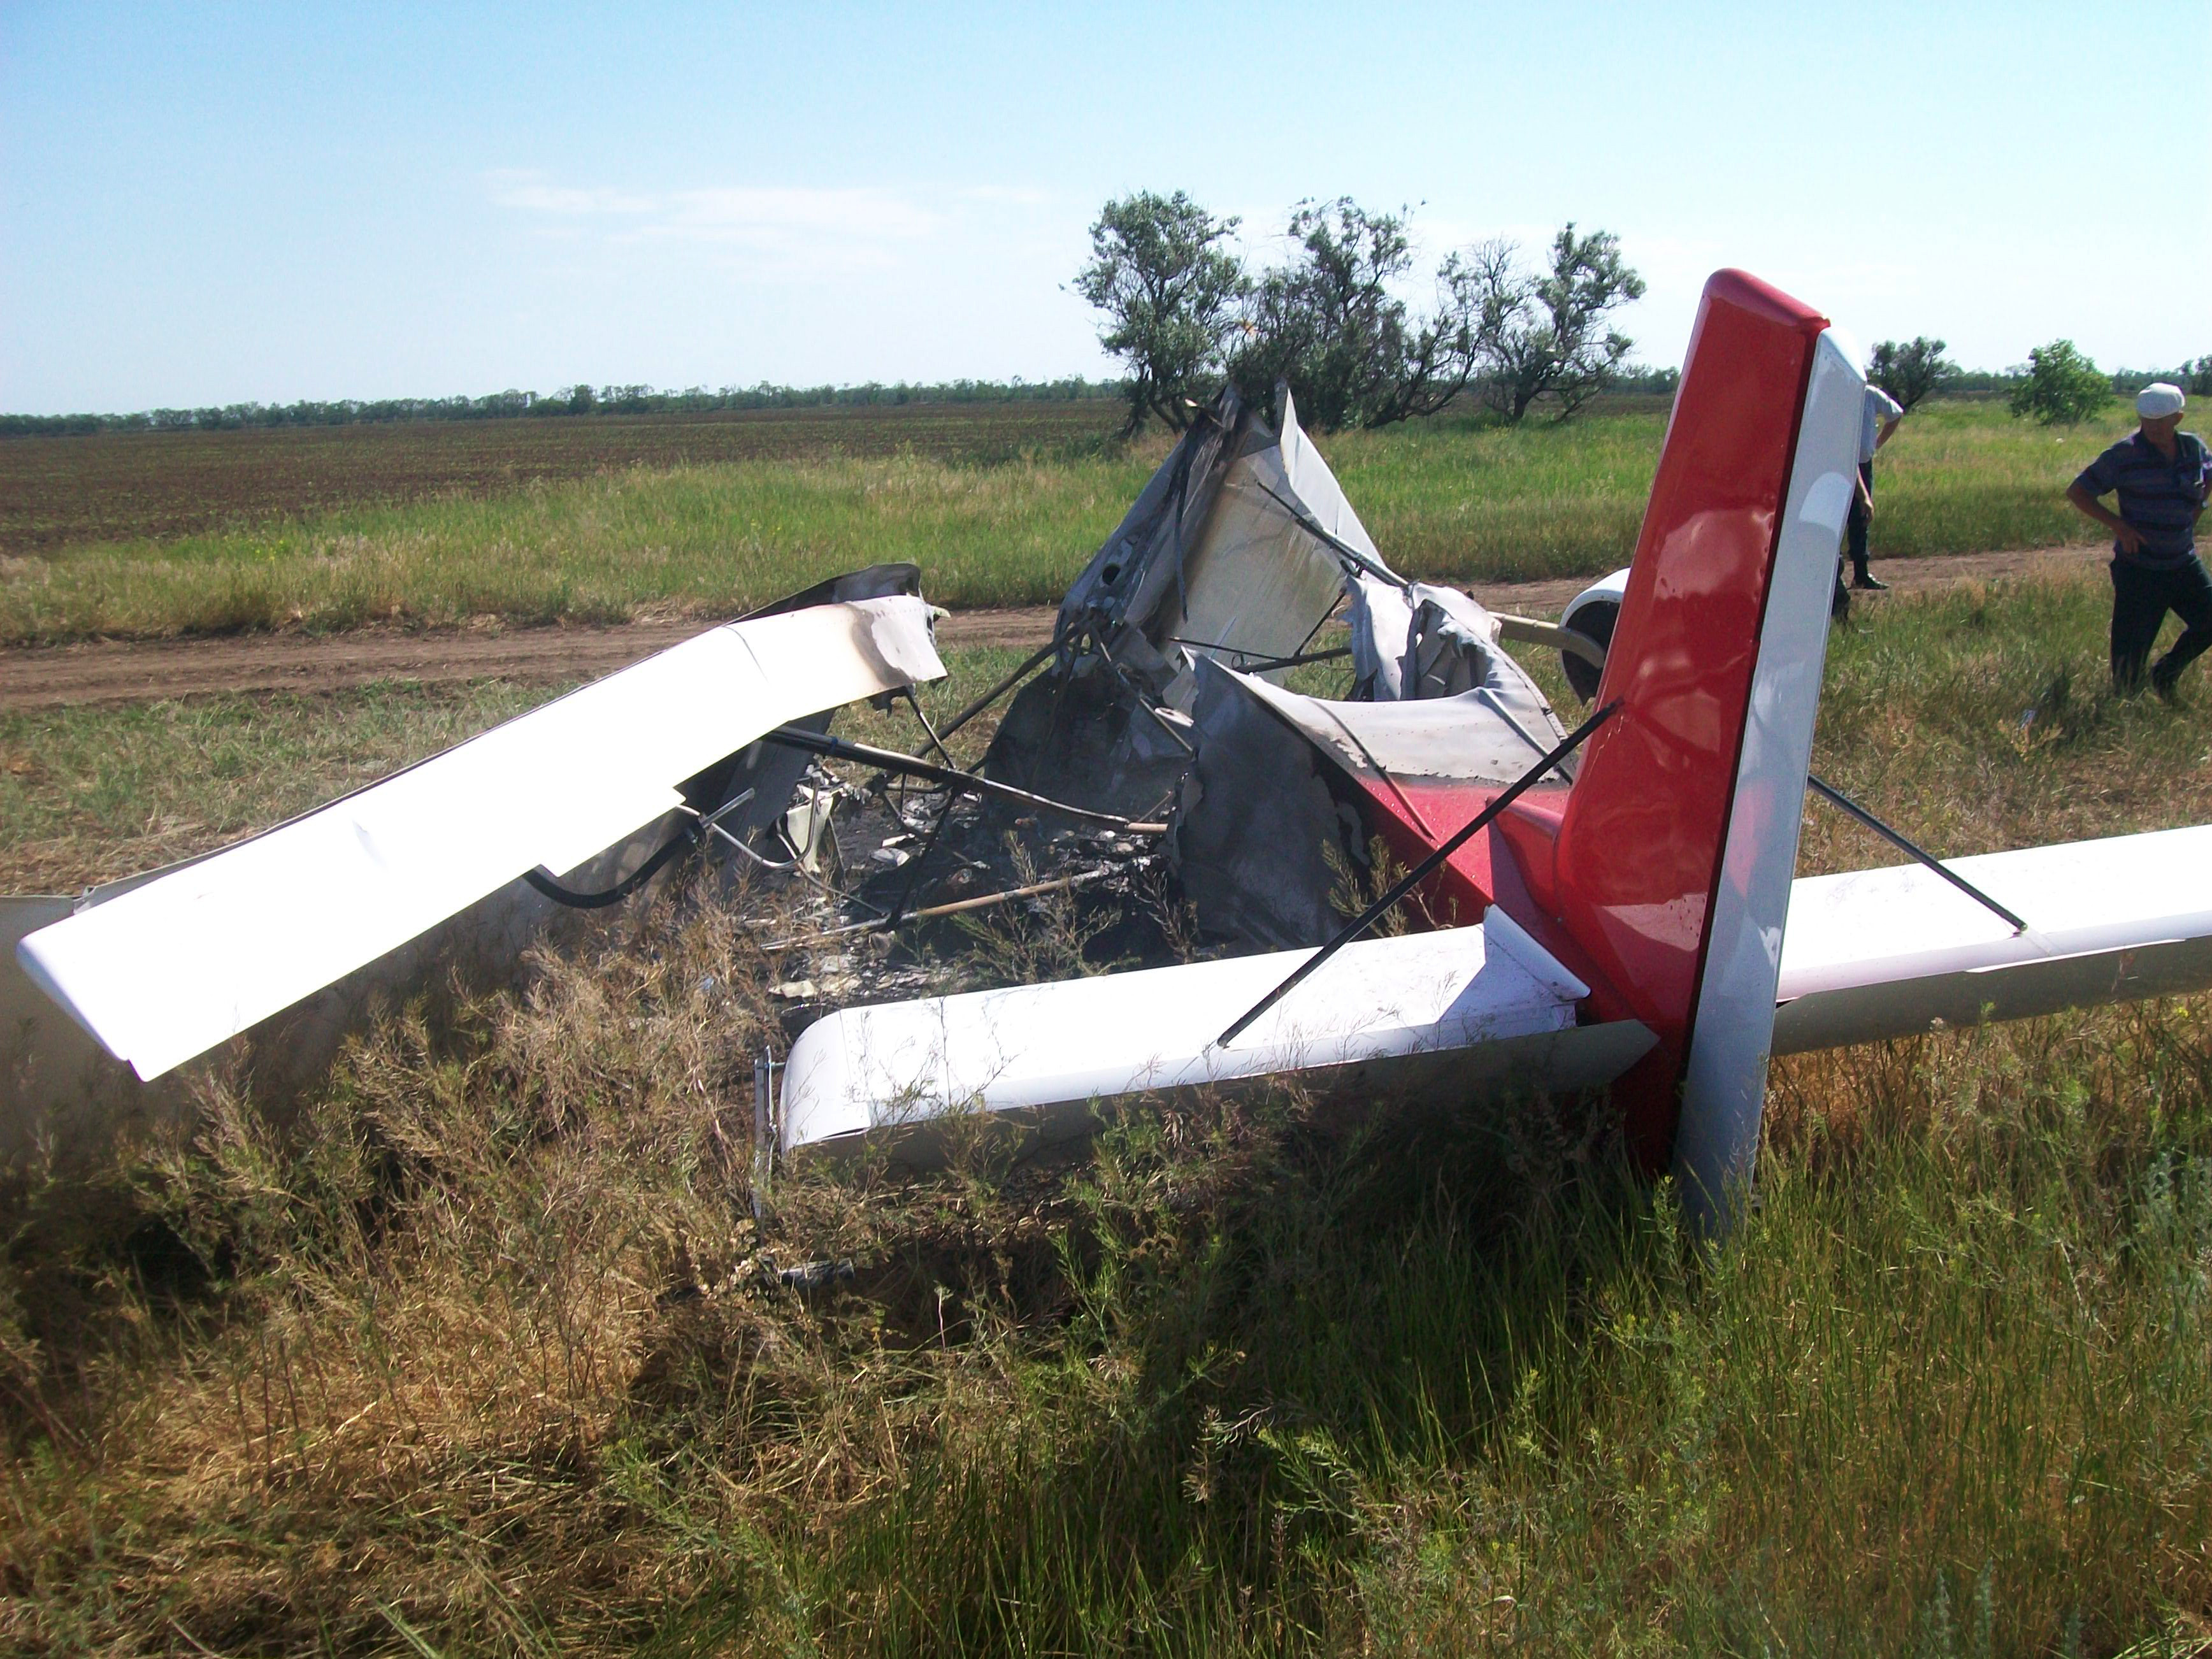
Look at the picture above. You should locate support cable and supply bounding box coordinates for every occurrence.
[522,787,760,908]
[763,727,1165,833]
[935,639,1059,743]
[1805,772,2029,935]
[1217,700,1621,1048]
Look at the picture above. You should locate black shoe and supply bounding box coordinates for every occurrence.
[1851,573,1889,591]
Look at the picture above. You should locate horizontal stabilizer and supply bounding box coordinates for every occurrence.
[1776,824,2212,1052]
[18,596,944,1081]
[780,910,1655,1160]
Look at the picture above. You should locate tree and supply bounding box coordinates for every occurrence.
[1073,192,1247,434]
[2188,355,2212,398]
[1466,225,1646,423]
[1868,337,1957,412]
[1226,199,1482,431]
[2009,340,2111,426]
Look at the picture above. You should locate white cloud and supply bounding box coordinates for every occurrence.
[482,169,657,215]
[958,184,1052,207]
[643,186,942,253]
[485,172,1019,273]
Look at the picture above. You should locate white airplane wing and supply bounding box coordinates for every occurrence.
[779,907,1655,1159]
[1775,823,2212,1053]
[17,595,944,1082]
[777,821,2212,1163]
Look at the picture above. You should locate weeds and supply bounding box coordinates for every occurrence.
[6,879,2210,1651]
[7,577,2212,1649]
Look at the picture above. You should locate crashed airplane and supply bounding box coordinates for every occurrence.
[10,269,2212,1225]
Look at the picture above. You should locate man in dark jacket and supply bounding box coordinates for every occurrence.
[2067,383,2212,698]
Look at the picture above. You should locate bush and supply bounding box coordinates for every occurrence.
[1073,192,1247,434]
[2008,340,2112,426]
[1465,225,1646,425]
[1226,199,1483,432]
[1869,337,1958,412]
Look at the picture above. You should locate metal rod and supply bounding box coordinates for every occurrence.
[1166,639,1354,675]
[760,865,1120,950]
[1093,631,1195,755]
[935,638,1059,742]
[1251,478,1410,591]
[708,822,801,873]
[1495,614,1607,670]
[884,801,956,929]
[764,726,1161,833]
[705,794,889,919]
[1217,700,1621,1049]
[1806,772,2029,934]
[904,686,956,767]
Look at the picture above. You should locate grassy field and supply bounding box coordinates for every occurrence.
[0,396,2136,645]
[0,402,1125,555]
[7,575,2212,1653]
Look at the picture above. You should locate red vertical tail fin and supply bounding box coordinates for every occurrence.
[1537,271,1860,1210]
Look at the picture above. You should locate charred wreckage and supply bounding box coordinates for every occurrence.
[9,271,2212,1229]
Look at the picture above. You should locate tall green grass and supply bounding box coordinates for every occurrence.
[6,943,2207,1654]
[1804,570,2212,866]
[6,578,2212,1653]
[0,398,2141,645]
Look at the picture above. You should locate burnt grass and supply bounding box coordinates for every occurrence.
[0,401,1124,555]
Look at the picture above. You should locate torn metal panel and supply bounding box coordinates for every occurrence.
[1035,386,1392,700]
[1401,584,1504,699]
[1156,390,1371,703]
[1347,579,1518,705]
[16,586,946,1084]
[1346,574,1415,700]
[1172,645,1576,948]
[1171,661,1373,951]
[1218,654,1570,787]
[779,908,1651,1163]
[1055,393,1252,649]
[986,386,1410,819]
[991,383,1555,838]
[972,659,1195,821]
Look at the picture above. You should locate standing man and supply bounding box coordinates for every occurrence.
[1834,381,1905,618]
[1848,382,1904,590]
[2067,383,2212,700]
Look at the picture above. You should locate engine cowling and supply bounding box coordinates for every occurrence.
[1559,568,1630,701]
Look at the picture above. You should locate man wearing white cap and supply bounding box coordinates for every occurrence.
[2067,383,2212,698]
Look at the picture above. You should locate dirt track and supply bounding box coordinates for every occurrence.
[0,546,2108,712]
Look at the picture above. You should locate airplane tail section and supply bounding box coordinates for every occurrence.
[1526,271,1862,1210]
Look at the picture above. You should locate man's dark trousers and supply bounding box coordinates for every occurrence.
[2111,554,2212,694]
[1845,461,1876,582]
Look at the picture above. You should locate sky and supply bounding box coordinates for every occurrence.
[3,1,2208,415]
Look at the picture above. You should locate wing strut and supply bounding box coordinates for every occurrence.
[1806,773,2029,935]
[1217,699,1621,1048]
